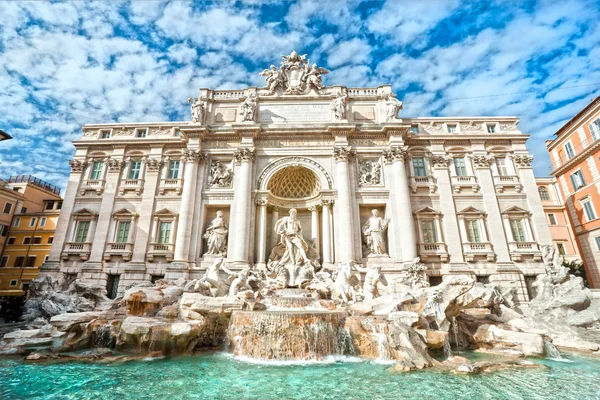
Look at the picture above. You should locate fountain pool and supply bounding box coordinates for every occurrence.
[1,353,599,400]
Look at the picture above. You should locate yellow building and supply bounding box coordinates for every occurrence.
[0,176,62,296]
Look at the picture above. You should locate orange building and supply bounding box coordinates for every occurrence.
[547,96,600,287]
[0,176,62,296]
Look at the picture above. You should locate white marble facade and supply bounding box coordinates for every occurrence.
[42,52,552,301]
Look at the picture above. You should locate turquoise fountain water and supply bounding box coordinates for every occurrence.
[1,353,600,400]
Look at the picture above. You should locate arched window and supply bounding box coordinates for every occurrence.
[538,186,550,201]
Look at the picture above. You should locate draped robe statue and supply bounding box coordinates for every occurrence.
[274,208,310,266]
[362,209,390,255]
[203,210,228,256]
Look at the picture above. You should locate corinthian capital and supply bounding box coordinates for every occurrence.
[145,158,163,172]
[333,146,354,161]
[234,147,256,163]
[182,149,203,164]
[68,159,87,173]
[107,158,125,172]
[382,146,407,164]
[513,154,534,169]
[472,155,494,169]
[431,154,451,169]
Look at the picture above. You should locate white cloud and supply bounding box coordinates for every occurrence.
[327,38,372,68]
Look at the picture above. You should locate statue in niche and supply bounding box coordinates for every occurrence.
[239,95,257,122]
[384,93,403,121]
[208,161,232,187]
[188,97,204,124]
[331,93,347,120]
[275,208,311,266]
[260,65,285,94]
[362,209,390,256]
[359,160,382,186]
[203,210,228,256]
[354,264,388,301]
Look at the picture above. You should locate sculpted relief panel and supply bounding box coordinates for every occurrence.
[208,160,233,188]
[358,159,383,187]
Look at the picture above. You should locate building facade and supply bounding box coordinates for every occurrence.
[0,176,62,295]
[547,96,600,287]
[42,52,551,302]
[535,177,580,262]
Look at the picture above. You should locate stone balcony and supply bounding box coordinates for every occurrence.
[103,242,133,261]
[451,175,479,193]
[119,179,144,196]
[79,179,105,196]
[418,242,449,262]
[463,242,495,262]
[158,178,183,196]
[493,175,522,193]
[410,176,436,193]
[508,242,542,262]
[62,242,92,261]
[146,243,174,262]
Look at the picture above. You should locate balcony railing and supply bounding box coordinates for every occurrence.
[62,242,92,261]
[451,175,479,193]
[418,242,448,262]
[158,178,183,195]
[79,179,106,196]
[508,241,541,262]
[551,135,600,172]
[119,178,144,196]
[410,176,436,193]
[104,242,133,261]
[462,242,495,262]
[493,175,522,193]
[146,243,174,262]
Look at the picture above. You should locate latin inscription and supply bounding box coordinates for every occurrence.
[259,104,330,123]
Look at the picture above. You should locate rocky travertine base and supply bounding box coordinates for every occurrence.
[1,266,599,373]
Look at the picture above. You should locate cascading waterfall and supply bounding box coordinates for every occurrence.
[544,340,567,361]
[362,318,393,362]
[450,316,460,351]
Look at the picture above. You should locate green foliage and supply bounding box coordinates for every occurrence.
[562,259,590,288]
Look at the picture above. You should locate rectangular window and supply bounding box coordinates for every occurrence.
[44,255,49,263]
[454,157,467,176]
[57,201,62,210]
[116,221,131,243]
[40,217,47,227]
[48,236,54,244]
[548,214,557,225]
[595,236,600,251]
[589,118,600,141]
[570,170,586,190]
[0,224,8,237]
[421,220,437,243]
[582,199,597,222]
[564,142,575,159]
[14,257,24,268]
[556,243,566,255]
[447,124,457,133]
[0,256,8,268]
[3,202,13,214]
[128,161,142,179]
[32,237,42,244]
[7,237,15,245]
[100,130,111,139]
[9,280,18,287]
[23,237,31,244]
[20,207,27,214]
[29,218,37,227]
[510,219,527,242]
[409,126,419,134]
[13,217,20,227]
[158,221,172,244]
[136,128,147,138]
[74,221,90,243]
[167,161,180,179]
[466,220,482,242]
[495,158,509,176]
[45,201,54,210]
[90,161,104,180]
[26,256,36,268]
[412,157,426,177]
[487,124,496,133]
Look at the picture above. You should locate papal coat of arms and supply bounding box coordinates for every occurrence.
[260,50,329,95]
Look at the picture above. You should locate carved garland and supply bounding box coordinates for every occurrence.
[257,156,334,190]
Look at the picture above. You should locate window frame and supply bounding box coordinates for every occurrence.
[538,186,550,201]
[453,157,468,176]
[90,161,104,180]
[509,218,527,242]
[412,157,427,177]
[128,160,142,180]
[3,202,13,214]
[29,217,37,227]
[420,220,437,243]
[0,224,8,237]
[564,141,575,160]
[570,169,586,191]
[0,256,8,268]
[74,220,91,243]
[167,160,180,179]
[595,236,600,251]
[135,128,148,138]
[580,197,597,222]
[466,219,482,243]
[589,117,600,142]
[547,213,557,225]
[13,217,20,227]
[40,217,47,227]
[100,129,112,139]
[115,220,132,243]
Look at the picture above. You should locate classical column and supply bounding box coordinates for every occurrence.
[131,158,162,265]
[431,154,464,263]
[255,199,268,266]
[88,158,125,265]
[173,150,202,265]
[309,205,320,254]
[44,159,88,268]
[384,146,417,261]
[321,200,333,265]
[270,207,280,250]
[229,148,255,266]
[333,147,355,263]
[514,154,553,245]
[473,155,511,262]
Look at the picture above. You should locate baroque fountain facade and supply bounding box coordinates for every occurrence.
[2,52,599,373]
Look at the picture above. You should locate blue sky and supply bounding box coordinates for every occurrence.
[1,0,599,191]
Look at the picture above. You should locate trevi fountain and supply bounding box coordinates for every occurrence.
[1,52,600,399]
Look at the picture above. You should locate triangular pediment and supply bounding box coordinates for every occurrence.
[502,206,530,215]
[112,208,138,217]
[154,208,177,217]
[457,206,485,215]
[72,208,98,216]
[414,206,439,215]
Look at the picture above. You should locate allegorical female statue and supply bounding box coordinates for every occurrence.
[203,210,228,256]
[362,209,390,256]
